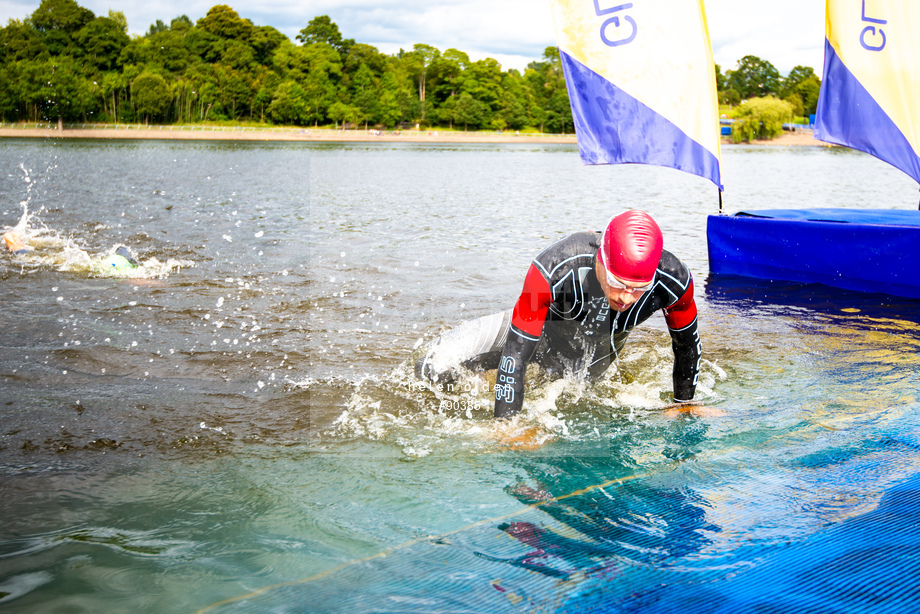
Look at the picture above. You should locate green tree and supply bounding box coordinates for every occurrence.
[295,41,343,125]
[783,92,805,119]
[76,16,129,70]
[781,65,816,97]
[144,28,192,73]
[184,26,222,63]
[220,39,256,70]
[296,15,353,55]
[731,96,793,142]
[453,92,486,130]
[300,72,335,125]
[430,48,468,104]
[376,71,403,127]
[197,5,254,42]
[99,70,128,122]
[404,43,440,121]
[0,65,16,121]
[343,43,387,77]
[349,63,379,128]
[529,104,547,133]
[524,47,570,132]
[252,71,280,122]
[192,67,224,121]
[297,15,340,46]
[30,0,94,57]
[39,55,94,126]
[726,55,781,99]
[0,4,834,131]
[0,19,49,62]
[436,95,456,128]
[720,87,741,107]
[498,73,529,130]
[250,25,286,65]
[377,68,416,127]
[327,100,359,128]
[545,87,573,134]
[16,58,49,121]
[107,10,128,33]
[31,0,94,34]
[268,80,307,124]
[272,38,308,77]
[132,72,171,123]
[796,75,821,116]
[464,58,503,105]
[172,15,193,30]
[147,19,169,36]
[215,65,252,119]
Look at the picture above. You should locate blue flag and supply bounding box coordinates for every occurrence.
[548,0,723,190]
[814,0,920,184]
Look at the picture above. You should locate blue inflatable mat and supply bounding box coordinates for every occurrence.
[736,208,920,227]
[707,208,920,298]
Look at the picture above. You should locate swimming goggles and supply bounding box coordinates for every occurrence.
[604,269,655,293]
[599,240,655,293]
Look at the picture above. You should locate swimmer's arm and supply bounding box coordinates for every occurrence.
[669,319,701,403]
[494,264,551,419]
[494,329,538,419]
[663,279,701,403]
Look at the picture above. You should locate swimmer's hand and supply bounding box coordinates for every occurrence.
[663,401,725,418]
[4,231,34,254]
[494,420,552,450]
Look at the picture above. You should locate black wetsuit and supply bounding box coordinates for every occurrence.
[494,231,701,418]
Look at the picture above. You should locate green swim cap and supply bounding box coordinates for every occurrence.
[102,253,137,272]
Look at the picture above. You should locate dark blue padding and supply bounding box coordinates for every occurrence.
[814,39,920,185]
[559,50,722,190]
[735,207,920,227]
[707,211,920,298]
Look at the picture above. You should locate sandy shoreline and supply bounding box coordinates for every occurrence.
[0,126,826,147]
[0,126,577,144]
[745,131,828,147]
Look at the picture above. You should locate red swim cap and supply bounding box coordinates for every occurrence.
[597,210,663,284]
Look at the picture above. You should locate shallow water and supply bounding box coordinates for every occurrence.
[1,138,920,612]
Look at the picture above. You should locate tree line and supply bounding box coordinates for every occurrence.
[717,55,821,120]
[0,0,820,132]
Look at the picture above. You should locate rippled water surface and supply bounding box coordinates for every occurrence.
[2,137,920,612]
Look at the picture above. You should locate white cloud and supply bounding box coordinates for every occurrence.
[708,0,825,74]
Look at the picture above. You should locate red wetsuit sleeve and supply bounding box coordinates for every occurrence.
[663,279,697,330]
[510,264,552,338]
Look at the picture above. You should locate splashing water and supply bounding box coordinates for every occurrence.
[4,166,194,280]
[312,329,726,458]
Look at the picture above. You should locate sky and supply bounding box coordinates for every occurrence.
[0,0,826,76]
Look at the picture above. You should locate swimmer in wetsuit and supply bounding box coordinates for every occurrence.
[415,210,701,418]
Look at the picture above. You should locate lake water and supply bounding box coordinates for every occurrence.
[2,137,920,612]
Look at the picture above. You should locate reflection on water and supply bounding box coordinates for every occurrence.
[489,452,719,579]
[706,275,920,413]
[2,139,920,611]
